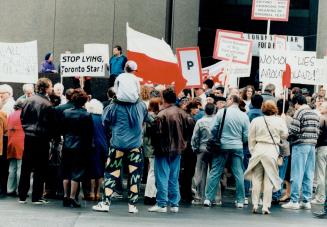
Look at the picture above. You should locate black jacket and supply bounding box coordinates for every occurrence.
[21,93,54,138]
[62,107,93,152]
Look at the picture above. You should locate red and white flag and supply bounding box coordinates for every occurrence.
[126,23,186,93]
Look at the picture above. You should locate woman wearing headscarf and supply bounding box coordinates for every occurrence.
[40,52,57,73]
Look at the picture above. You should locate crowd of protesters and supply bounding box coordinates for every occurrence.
[0,49,326,218]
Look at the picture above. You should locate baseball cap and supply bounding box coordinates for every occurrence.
[126,60,138,71]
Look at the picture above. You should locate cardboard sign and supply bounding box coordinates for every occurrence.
[0,40,38,83]
[274,35,287,50]
[215,36,252,64]
[84,43,110,63]
[213,29,243,59]
[260,49,321,86]
[244,33,304,56]
[259,49,286,94]
[287,51,317,85]
[60,54,105,77]
[176,47,202,88]
[252,0,290,21]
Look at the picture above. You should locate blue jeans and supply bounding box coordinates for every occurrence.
[290,144,315,203]
[272,156,289,201]
[205,149,245,203]
[154,155,181,207]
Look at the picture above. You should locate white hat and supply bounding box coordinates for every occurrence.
[126,60,138,71]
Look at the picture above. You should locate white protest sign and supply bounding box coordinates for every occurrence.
[84,43,110,63]
[244,33,304,56]
[259,49,286,85]
[176,47,202,88]
[260,49,321,86]
[287,51,317,85]
[251,0,290,21]
[215,36,252,64]
[0,40,38,83]
[60,54,105,77]
[213,29,243,59]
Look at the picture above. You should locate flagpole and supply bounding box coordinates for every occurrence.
[282,86,286,114]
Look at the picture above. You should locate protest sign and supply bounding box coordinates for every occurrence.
[244,33,304,56]
[259,49,286,89]
[260,49,321,86]
[176,47,202,88]
[251,0,290,21]
[213,29,243,59]
[286,51,317,85]
[0,40,38,83]
[84,43,109,63]
[215,36,252,64]
[60,54,105,77]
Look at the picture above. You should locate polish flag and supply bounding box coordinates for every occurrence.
[126,23,186,93]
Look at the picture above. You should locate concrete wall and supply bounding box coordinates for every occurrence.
[316,0,327,58]
[0,0,199,100]
[172,0,200,49]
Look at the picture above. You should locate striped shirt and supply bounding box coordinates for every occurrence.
[289,105,320,145]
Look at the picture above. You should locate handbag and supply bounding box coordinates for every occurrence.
[263,117,284,166]
[206,108,227,154]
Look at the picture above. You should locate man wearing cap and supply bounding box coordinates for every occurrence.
[93,60,150,213]
[113,60,141,104]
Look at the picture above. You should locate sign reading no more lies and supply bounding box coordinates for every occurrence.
[215,36,252,65]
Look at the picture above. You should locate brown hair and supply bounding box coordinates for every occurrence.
[72,88,88,108]
[36,78,52,95]
[148,97,162,114]
[261,100,278,116]
[241,85,254,101]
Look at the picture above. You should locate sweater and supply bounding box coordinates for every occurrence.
[289,105,320,145]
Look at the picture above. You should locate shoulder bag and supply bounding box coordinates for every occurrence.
[263,117,284,166]
[206,108,227,154]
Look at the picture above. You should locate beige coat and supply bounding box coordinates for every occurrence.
[244,115,288,191]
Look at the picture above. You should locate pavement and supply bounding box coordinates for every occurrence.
[0,195,326,227]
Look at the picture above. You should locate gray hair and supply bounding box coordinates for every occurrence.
[85,99,104,115]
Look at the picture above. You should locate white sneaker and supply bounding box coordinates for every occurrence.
[281,201,300,210]
[203,199,212,207]
[148,205,167,213]
[170,207,179,213]
[92,201,110,212]
[18,200,27,204]
[300,201,311,210]
[236,203,244,208]
[311,199,325,205]
[128,204,138,213]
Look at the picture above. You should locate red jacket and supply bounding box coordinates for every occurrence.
[7,110,24,159]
